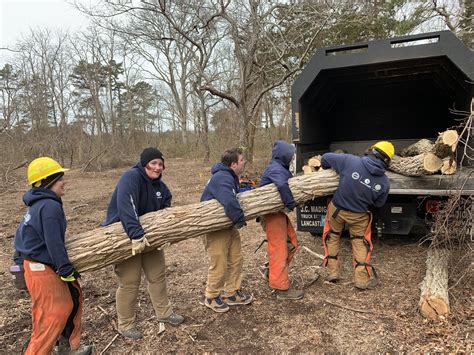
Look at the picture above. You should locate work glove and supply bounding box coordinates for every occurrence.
[60,270,81,282]
[131,235,151,256]
[234,221,247,229]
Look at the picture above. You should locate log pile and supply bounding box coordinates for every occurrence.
[389,129,459,177]
[67,169,339,273]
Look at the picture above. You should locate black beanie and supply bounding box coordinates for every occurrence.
[140,147,164,167]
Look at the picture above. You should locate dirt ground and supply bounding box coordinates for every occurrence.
[0,158,471,353]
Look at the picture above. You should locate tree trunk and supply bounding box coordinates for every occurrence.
[67,169,340,273]
[399,139,434,157]
[389,153,443,176]
[419,247,450,319]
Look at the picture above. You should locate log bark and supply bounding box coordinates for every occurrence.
[389,153,443,176]
[67,169,340,273]
[399,139,434,157]
[419,247,450,319]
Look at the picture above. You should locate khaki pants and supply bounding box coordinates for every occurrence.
[204,227,243,299]
[114,248,172,331]
[325,201,371,284]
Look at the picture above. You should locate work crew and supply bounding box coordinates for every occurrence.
[201,148,253,313]
[258,140,304,300]
[103,147,184,340]
[14,157,91,354]
[320,141,393,290]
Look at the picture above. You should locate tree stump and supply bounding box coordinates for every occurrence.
[399,139,434,157]
[67,169,340,273]
[389,153,443,176]
[419,247,450,319]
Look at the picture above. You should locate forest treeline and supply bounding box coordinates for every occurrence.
[0,0,472,180]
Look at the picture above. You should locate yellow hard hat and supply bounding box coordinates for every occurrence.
[371,141,395,160]
[27,157,69,186]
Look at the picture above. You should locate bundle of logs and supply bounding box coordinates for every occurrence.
[301,129,459,177]
[390,129,459,176]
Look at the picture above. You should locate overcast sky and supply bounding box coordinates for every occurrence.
[0,0,90,48]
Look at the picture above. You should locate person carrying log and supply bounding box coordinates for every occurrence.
[14,157,92,355]
[320,141,394,290]
[103,147,184,340]
[258,140,304,300]
[200,147,253,313]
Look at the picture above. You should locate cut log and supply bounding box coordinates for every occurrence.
[399,139,434,157]
[419,247,450,319]
[433,129,459,158]
[308,156,321,168]
[389,153,443,176]
[440,158,457,175]
[67,169,340,273]
[302,165,314,174]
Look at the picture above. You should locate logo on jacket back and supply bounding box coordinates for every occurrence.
[156,191,162,199]
[352,171,382,192]
[23,211,31,225]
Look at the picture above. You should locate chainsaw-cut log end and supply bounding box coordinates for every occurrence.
[302,165,314,174]
[423,152,443,173]
[308,156,321,168]
[433,130,459,158]
[400,139,434,157]
[440,158,457,175]
[419,247,450,320]
[438,129,459,146]
[419,297,450,320]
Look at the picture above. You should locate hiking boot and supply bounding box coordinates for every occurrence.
[118,327,143,340]
[275,288,304,300]
[158,312,184,326]
[327,274,340,283]
[223,289,253,306]
[354,277,378,290]
[204,296,230,313]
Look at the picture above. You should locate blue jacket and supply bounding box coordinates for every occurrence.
[103,163,172,239]
[201,163,245,225]
[259,140,296,210]
[14,188,73,277]
[321,153,390,212]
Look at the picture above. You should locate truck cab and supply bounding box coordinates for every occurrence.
[292,31,474,236]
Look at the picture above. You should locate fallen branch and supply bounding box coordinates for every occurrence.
[100,334,119,355]
[302,245,325,260]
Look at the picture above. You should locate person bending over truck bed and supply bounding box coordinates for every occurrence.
[320,141,394,290]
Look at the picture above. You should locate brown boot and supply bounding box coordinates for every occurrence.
[354,277,378,290]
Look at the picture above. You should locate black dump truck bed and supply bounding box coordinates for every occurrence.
[291,31,473,235]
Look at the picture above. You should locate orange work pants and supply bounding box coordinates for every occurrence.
[265,212,298,290]
[24,260,83,354]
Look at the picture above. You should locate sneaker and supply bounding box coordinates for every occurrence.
[275,288,304,300]
[354,278,378,290]
[157,312,184,326]
[118,327,143,340]
[223,289,253,306]
[204,296,230,313]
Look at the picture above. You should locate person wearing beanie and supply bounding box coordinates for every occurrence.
[103,147,184,340]
[14,157,92,355]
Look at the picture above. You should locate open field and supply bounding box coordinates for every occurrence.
[0,158,471,353]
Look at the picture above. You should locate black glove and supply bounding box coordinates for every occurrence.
[234,221,247,229]
[60,270,81,282]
